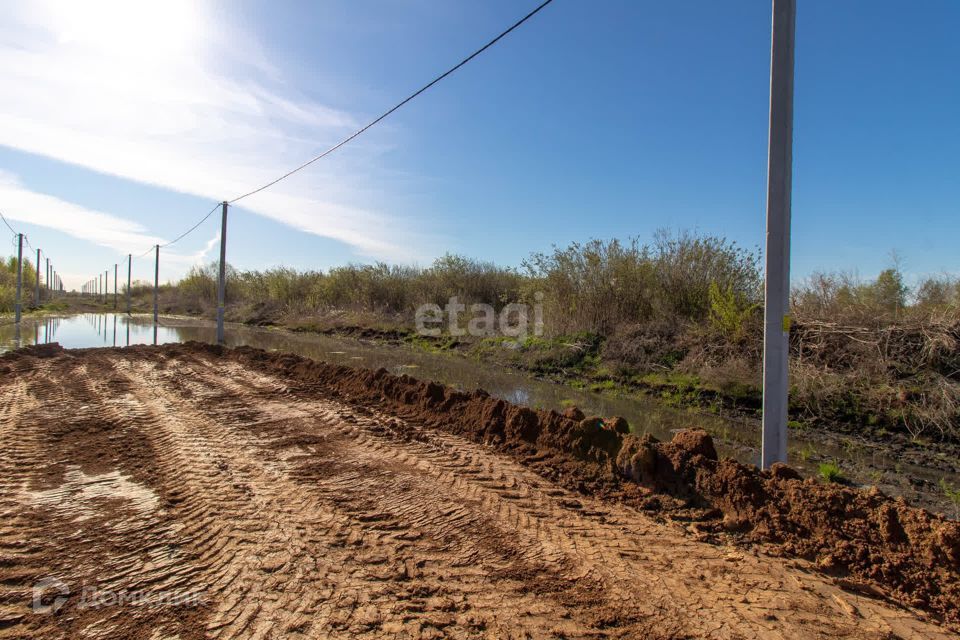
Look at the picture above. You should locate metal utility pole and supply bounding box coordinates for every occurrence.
[217,201,228,344]
[126,254,132,315]
[114,263,118,309]
[153,245,159,325]
[761,0,796,469]
[34,248,41,306]
[14,233,23,323]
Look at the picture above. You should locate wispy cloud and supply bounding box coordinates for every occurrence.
[0,171,213,287]
[0,0,432,264]
[0,171,165,254]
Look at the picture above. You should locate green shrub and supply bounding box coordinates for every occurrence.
[708,282,758,340]
[522,230,761,335]
[0,256,39,312]
[818,462,844,483]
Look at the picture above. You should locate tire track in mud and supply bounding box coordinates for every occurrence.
[123,352,951,639]
[116,356,616,639]
[0,358,210,640]
[0,375,45,635]
[0,348,954,639]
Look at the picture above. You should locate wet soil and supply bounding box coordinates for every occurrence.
[0,342,956,639]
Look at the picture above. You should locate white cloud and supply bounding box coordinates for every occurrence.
[0,172,164,254]
[0,172,214,287]
[0,0,433,265]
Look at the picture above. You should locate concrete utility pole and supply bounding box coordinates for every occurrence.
[114,263,118,309]
[34,248,40,306]
[153,245,159,325]
[153,244,160,346]
[105,269,109,304]
[99,273,103,302]
[45,258,50,300]
[126,254,132,315]
[761,0,797,469]
[217,201,228,344]
[14,233,23,323]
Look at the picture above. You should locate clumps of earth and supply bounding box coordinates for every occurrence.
[59,341,960,625]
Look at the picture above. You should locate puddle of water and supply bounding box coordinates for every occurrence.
[26,466,160,521]
[3,313,957,512]
[2,314,184,350]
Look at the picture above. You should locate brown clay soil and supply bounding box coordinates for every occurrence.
[0,343,957,639]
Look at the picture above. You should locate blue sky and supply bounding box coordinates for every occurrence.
[1,0,957,290]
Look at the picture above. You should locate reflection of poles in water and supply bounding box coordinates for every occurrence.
[14,323,21,349]
[126,320,130,347]
[153,322,158,346]
[113,315,117,347]
[34,322,38,346]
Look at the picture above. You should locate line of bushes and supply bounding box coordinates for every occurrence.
[0,257,38,313]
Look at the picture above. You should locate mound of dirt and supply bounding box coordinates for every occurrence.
[637,431,960,619]
[1,341,65,360]
[136,343,960,623]
[0,342,67,376]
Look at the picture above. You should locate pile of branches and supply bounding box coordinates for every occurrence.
[791,315,960,441]
[792,316,960,377]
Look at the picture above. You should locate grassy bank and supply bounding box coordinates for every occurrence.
[14,230,960,445]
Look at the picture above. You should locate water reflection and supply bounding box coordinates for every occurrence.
[1,314,185,351]
[7,316,64,349]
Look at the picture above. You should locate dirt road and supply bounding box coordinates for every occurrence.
[0,345,952,639]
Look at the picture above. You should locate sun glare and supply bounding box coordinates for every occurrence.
[51,0,202,65]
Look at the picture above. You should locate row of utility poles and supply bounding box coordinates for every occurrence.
[79,201,230,344]
[11,232,63,324]
[81,255,131,315]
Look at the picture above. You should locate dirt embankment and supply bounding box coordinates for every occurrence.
[203,342,960,625]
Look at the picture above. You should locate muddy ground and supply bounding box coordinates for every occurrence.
[0,343,956,639]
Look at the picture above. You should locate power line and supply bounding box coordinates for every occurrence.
[160,202,221,249]
[228,0,556,204]
[0,211,18,236]
[10,1,556,280]
[130,200,220,259]
[133,0,556,256]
